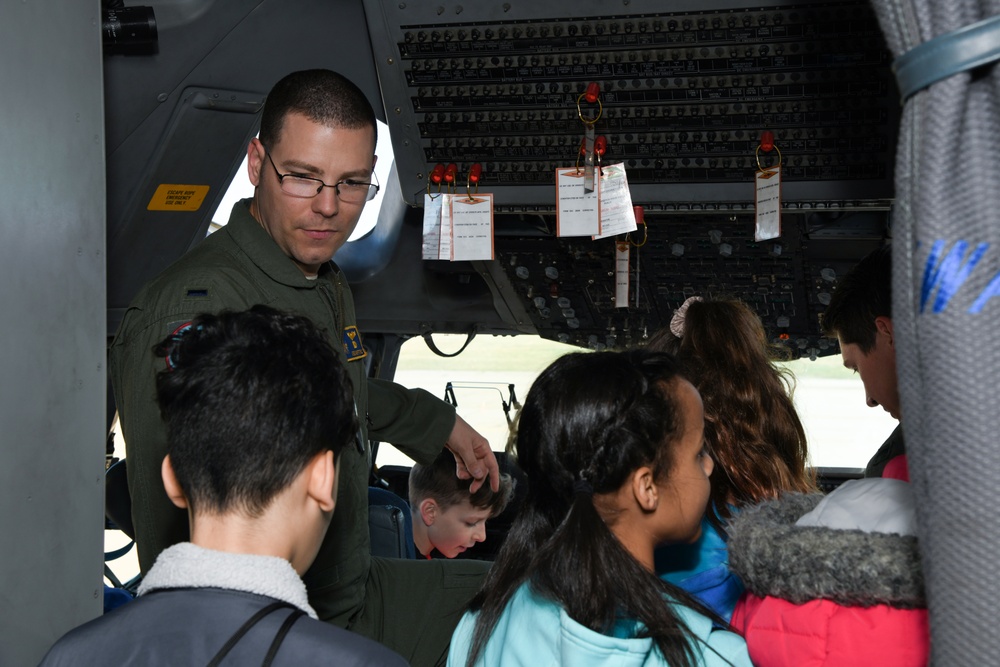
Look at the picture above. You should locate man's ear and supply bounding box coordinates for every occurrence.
[306,450,337,513]
[161,455,188,509]
[631,466,659,512]
[875,315,894,346]
[419,498,439,526]
[247,138,265,187]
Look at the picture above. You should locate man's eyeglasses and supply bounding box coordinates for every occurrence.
[263,150,380,203]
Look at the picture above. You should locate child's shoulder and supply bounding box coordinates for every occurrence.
[670,603,753,667]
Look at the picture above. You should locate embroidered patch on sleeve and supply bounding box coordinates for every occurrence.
[342,325,368,361]
[166,320,194,337]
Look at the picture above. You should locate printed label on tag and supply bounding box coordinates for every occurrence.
[439,194,454,260]
[755,167,781,241]
[451,194,494,261]
[583,124,597,193]
[615,242,630,309]
[342,325,367,361]
[422,194,443,260]
[555,167,600,237]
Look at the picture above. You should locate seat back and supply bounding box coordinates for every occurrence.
[105,458,135,540]
[104,458,141,601]
[368,487,415,559]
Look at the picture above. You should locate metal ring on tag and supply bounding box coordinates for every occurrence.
[627,222,648,248]
[755,144,783,171]
[576,93,603,125]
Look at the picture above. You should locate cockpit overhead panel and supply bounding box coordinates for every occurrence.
[363,0,898,210]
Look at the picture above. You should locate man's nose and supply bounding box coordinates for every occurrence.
[867,395,879,408]
[313,185,341,216]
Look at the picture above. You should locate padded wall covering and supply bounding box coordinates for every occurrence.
[871,1,1000,663]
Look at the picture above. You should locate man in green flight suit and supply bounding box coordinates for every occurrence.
[109,69,499,667]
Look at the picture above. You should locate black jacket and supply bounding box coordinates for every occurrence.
[39,587,409,666]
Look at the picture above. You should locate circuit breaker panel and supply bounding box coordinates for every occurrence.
[482,209,883,355]
[365,0,896,209]
[363,0,898,355]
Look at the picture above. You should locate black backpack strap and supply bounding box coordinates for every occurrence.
[261,609,306,667]
[206,601,291,667]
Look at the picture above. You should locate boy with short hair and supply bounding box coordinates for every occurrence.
[409,450,513,559]
[730,246,929,663]
[821,244,906,478]
[41,306,407,666]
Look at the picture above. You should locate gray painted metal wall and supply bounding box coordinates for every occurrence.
[0,2,106,665]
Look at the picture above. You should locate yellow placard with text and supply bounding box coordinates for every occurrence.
[147,184,210,211]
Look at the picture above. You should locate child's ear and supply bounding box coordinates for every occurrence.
[161,455,188,509]
[875,315,894,346]
[631,466,659,512]
[306,450,337,513]
[419,498,439,526]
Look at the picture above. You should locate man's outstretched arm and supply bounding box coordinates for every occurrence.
[445,414,500,493]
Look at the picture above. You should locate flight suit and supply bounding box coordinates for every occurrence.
[109,199,488,666]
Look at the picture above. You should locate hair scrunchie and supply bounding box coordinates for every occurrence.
[669,295,703,338]
[573,479,594,496]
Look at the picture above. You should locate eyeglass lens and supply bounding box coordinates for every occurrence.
[265,149,377,202]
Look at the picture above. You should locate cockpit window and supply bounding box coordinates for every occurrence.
[777,356,897,469]
[380,334,577,466]
[384,338,897,471]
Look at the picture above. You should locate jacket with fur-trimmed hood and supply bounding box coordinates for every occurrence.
[727,480,929,667]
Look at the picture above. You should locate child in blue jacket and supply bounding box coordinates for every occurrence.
[648,297,816,621]
[448,350,751,667]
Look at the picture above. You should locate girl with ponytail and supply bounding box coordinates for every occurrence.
[448,350,750,667]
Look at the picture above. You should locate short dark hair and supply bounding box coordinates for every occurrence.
[409,450,514,516]
[259,69,377,152]
[153,306,357,516]
[821,244,892,353]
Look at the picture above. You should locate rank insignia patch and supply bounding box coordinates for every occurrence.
[342,325,367,361]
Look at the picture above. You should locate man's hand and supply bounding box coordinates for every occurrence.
[444,415,500,493]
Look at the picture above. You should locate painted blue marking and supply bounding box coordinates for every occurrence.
[970,270,1000,314]
[920,240,989,314]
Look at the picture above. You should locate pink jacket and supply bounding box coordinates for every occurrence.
[727,482,928,667]
[732,592,928,667]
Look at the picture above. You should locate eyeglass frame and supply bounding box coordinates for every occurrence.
[261,147,380,203]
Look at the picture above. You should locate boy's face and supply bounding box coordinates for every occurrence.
[425,499,492,558]
[839,316,901,420]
